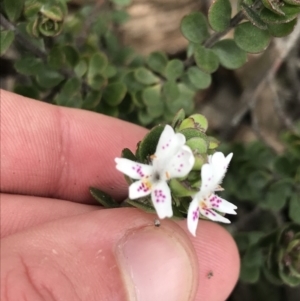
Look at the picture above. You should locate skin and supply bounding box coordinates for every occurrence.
[0,89,240,301]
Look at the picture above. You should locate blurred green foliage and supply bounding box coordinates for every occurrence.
[1,0,299,290]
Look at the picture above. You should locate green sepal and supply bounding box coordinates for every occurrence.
[89,187,119,208]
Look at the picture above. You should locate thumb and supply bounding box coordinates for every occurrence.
[1,208,199,301]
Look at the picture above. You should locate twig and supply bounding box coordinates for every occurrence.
[221,18,300,140]
[0,13,47,61]
[269,79,298,134]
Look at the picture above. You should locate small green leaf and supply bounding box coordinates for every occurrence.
[169,179,198,197]
[138,110,154,126]
[186,137,208,154]
[259,5,300,24]
[88,52,108,79]
[74,60,88,78]
[208,0,232,32]
[289,194,300,223]
[134,67,160,85]
[283,0,300,5]
[171,109,185,129]
[103,82,127,106]
[14,57,43,75]
[88,74,107,91]
[14,85,39,99]
[194,45,219,73]
[208,136,219,149]
[63,45,79,67]
[0,30,15,56]
[82,90,102,110]
[180,128,208,141]
[261,0,285,16]
[121,148,137,161]
[180,12,209,44]
[268,19,297,37]
[89,187,119,208]
[212,39,247,69]
[146,51,168,74]
[97,102,119,117]
[241,3,268,30]
[48,46,65,69]
[187,66,212,89]
[165,59,184,81]
[240,262,260,283]
[136,125,165,162]
[4,0,24,21]
[234,22,271,53]
[189,114,209,132]
[123,71,146,93]
[126,198,156,213]
[36,69,64,89]
[162,81,180,101]
[142,85,161,106]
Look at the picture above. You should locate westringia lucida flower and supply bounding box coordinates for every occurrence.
[115,125,195,219]
[187,152,237,236]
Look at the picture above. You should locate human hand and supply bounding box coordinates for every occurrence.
[1,89,240,301]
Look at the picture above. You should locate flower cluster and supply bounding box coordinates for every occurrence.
[115,125,237,236]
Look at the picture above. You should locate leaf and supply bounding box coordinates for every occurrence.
[212,39,248,69]
[103,82,127,106]
[97,101,119,117]
[171,109,185,129]
[146,51,168,74]
[4,0,24,21]
[63,45,79,67]
[14,57,43,75]
[180,12,209,43]
[48,46,65,69]
[89,187,119,208]
[0,30,15,56]
[88,52,108,79]
[121,148,137,161]
[74,60,88,77]
[241,3,268,30]
[261,0,285,16]
[126,198,156,213]
[82,90,102,110]
[234,22,271,53]
[259,5,300,24]
[165,59,184,81]
[194,45,219,73]
[162,81,180,101]
[123,71,146,93]
[169,179,198,197]
[134,67,160,85]
[268,19,297,37]
[186,137,208,154]
[189,114,209,132]
[208,0,232,32]
[36,69,64,89]
[13,85,39,99]
[240,263,260,283]
[289,194,300,223]
[136,125,165,162]
[187,66,212,89]
[138,110,154,126]
[142,85,161,107]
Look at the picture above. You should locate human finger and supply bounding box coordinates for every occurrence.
[1,208,239,301]
[1,89,147,202]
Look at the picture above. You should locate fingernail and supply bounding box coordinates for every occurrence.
[116,225,197,301]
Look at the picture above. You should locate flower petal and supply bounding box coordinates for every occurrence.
[187,198,200,236]
[115,158,153,179]
[154,125,186,168]
[200,163,216,196]
[163,145,195,180]
[208,194,237,214]
[208,152,233,187]
[129,179,152,199]
[151,181,173,219]
[199,207,231,224]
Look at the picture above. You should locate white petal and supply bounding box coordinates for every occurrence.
[200,163,216,196]
[154,125,186,168]
[115,158,153,180]
[151,181,173,219]
[163,145,195,180]
[208,194,237,214]
[129,180,152,199]
[199,207,231,224]
[209,152,233,186]
[187,198,200,236]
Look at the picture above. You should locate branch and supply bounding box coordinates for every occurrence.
[0,13,47,61]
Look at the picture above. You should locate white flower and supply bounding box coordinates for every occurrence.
[115,125,195,219]
[187,152,237,236]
